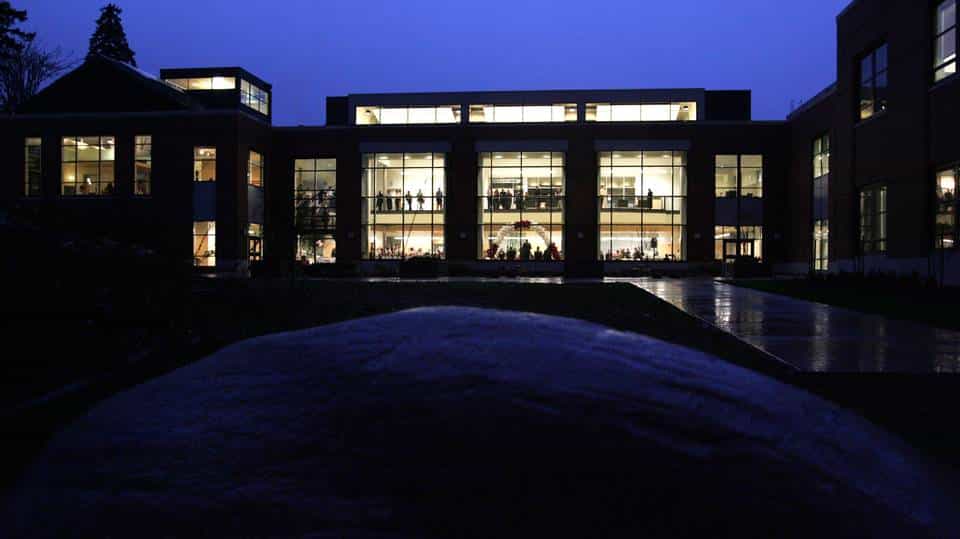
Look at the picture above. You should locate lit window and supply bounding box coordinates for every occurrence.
[194,147,216,182]
[61,136,115,196]
[859,44,888,120]
[715,155,762,199]
[193,221,216,267]
[248,150,264,188]
[813,135,830,271]
[24,137,41,197]
[362,153,446,259]
[135,135,151,196]
[936,0,957,82]
[468,104,577,123]
[248,223,263,262]
[598,151,687,262]
[355,105,461,125]
[477,152,564,261]
[165,77,236,91]
[585,102,696,122]
[860,185,887,254]
[936,168,957,249]
[241,79,270,115]
[295,158,337,263]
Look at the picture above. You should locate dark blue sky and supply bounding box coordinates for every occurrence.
[21,0,850,125]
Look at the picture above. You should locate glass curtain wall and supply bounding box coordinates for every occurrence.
[362,153,445,259]
[295,158,337,263]
[356,106,461,125]
[598,151,687,261]
[469,104,576,123]
[478,152,564,261]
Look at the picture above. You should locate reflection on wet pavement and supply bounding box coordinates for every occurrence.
[618,278,960,373]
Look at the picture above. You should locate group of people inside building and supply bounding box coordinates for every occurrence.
[295,186,336,230]
[370,245,444,259]
[488,188,562,211]
[374,189,443,212]
[485,240,561,261]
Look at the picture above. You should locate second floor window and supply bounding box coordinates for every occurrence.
[62,136,115,196]
[715,155,763,199]
[813,134,830,179]
[936,0,957,82]
[194,147,216,182]
[248,150,263,188]
[859,44,888,121]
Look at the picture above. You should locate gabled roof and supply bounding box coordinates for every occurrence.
[18,54,193,115]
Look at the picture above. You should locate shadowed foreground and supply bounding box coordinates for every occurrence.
[4,308,957,537]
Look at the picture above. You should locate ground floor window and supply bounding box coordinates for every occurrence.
[298,232,336,264]
[193,221,216,267]
[859,184,887,254]
[478,151,564,260]
[936,167,956,249]
[814,220,829,271]
[715,226,763,261]
[248,223,263,262]
[362,152,445,259]
[24,137,41,197]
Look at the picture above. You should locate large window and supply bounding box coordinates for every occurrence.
[24,137,41,197]
[248,150,263,188]
[478,152,564,261]
[859,44,888,120]
[61,136,115,196]
[356,105,461,125]
[598,151,686,262]
[937,167,957,249]
[135,135,151,196]
[936,0,957,82]
[194,147,216,182]
[164,76,236,91]
[193,221,216,267]
[813,135,830,271]
[469,104,576,123]
[860,185,887,254]
[241,79,269,115]
[295,158,337,264]
[586,102,697,122]
[715,155,763,199]
[362,153,445,259]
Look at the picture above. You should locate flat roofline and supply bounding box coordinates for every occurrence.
[159,67,272,90]
[341,88,750,103]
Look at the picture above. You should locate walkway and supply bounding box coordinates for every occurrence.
[621,278,960,373]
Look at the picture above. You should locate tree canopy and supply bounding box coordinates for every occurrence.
[88,3,136,66]
[0,1,34,58]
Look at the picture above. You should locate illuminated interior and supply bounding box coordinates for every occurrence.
[194,147,216,182]
[248,223,263,262]
[241,79,269,115]
[478,152,564,260]
[164,76,236,90]
[295,158,337,263]
[248,150,263,188]
[598,151,687,261]
[715,226,763,261]
[355,106,461,125]
[715,155,763,198]
[469,104,576,123]
[362,153,446,259]
[813,135,830,271]
[61,136,115,196]
[135,135,151,196]
[936,168,956,248]
[193,221,216,267]
[586,102,697,122]
[935,0,957,82]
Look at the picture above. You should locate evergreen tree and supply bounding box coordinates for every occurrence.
[0,1,34,59]
[87,3,136,66]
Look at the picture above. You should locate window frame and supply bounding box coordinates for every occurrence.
[859,183,888,255]
[248,150,264,189]
[61,136,116,197]
[858,43,889,121]
[135,135,152,197]
[294,157,338,264]
[936,165,959,249]
[935,0,958,83]
[24,137,42,198]
[812,134,831,272]
[193,147,217,183]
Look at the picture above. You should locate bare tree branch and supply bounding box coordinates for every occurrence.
[0,40,74,113]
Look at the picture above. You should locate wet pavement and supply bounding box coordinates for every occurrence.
[620,278,960,373]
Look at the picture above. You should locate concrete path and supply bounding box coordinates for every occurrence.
[619,278,960,373]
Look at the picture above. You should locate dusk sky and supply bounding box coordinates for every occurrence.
[20,0,851,125]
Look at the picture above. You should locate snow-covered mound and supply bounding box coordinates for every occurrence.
[5,307,957,538]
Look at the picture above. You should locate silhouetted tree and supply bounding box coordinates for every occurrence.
[0,1,33,58]
[87,3,135,66]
